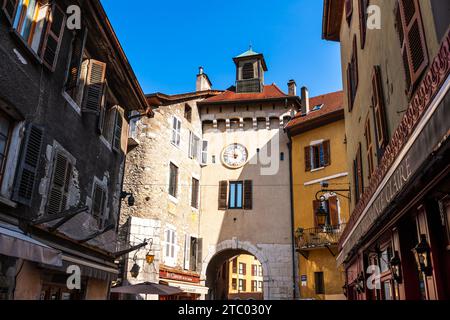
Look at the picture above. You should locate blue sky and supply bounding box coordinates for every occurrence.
[101,0,343,97]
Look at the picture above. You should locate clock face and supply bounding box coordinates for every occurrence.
[221,143,248,169]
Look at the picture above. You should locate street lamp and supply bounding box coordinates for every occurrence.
[130,260,140,278]
[316,202,328,227]
[389,251,402,283]
[145,238,155,264]
[413,234,432,276]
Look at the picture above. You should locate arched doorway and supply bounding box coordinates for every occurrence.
[201,240,270,300]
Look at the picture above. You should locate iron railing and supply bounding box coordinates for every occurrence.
[295,224,347,250]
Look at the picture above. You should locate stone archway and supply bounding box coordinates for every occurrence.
[201,238,271,300]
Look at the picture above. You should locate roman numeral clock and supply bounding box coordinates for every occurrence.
[221,143,248,169]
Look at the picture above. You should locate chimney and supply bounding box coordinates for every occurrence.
[301,86,310,114]
[196,66,212,91]
[287,79,297,96]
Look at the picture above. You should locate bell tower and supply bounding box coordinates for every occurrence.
[233,46,268,93]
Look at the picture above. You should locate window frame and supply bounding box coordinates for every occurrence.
[0,111,14,187]
[228,181,244,209]
[171,116,181,147]
[364,116,375,179]
[164,228,177,267]
[168,162,179,199]
[91,182,107,229]
[191,177,200,209]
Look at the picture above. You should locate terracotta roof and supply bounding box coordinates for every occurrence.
[146,90,223,107]
[286,90,344,130]
[200,84,292,104]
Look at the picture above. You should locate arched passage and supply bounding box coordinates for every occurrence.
[201,240,271,300]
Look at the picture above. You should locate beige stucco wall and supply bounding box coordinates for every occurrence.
[339,0,442,211]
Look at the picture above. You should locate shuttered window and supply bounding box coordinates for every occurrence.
[112,108,123,153]
[65,28,88,92]
[82,60,107,113]
[242,63,254,80]
[347,36,359,111]
[218,180,228,210]
[358,0,369,49]
[41,3,66,72]
[364,116,375,178]
[306,141,330,171]
[169,162,178,198]
[243,180,253,210]
[239,263,246,275]
[371,66,389,159]
[0,112,13,186]
[92,183,106,228]
[171,117,181,146]
[304,146,311,172]
[191,177,199,209]
[13,124,44,206]
[229,181,243,209]
[2,0,19,25]
[395,0,429,96]
[354,143,364,203]
[47,152,72,215]
[97,82,108,135]
[232,258,237,273]
[201,140,208,165]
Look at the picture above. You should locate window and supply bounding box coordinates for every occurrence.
[219,180,252,210]
[47,152,72,215]
[232,258,237,274]
[347,36,359,111]
[188,236,199,271]
[257,117,266,130]
[239,263,246,275]
[191,177,199,209]
[353,143,364,203]
[0,113,13,185]
[238,279,246,292]
[171,117,181,146]
[184,104,192,122]
[103,105,123,153]
[65,28,87,100]
[92,183,107,229]
[6,1,66,71]
[242,63,254,80]
[169,163,178,198]
[314,272,325,294]
[305,141,330,171]
[280,152,284,161]
[232,278,237,290]
[230,118,240,130]
[372,66,389,159]
[251,280,258,292]
[258,266,262,277]
[251,264,258,276]
[243,118,253,131]
[269,117,279,130]
[395,0,429,96]
[358,0,369,49]
[258,281,263,290]
[229,181,243,209]
[188,131,200,159]
[365,117,374,179]
[201,140,208,165]
[164,228,176,266]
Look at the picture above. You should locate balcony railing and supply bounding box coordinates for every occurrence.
[295,224,347,250]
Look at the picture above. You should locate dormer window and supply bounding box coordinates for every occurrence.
[242,63,254,80]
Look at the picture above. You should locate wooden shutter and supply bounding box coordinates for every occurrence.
[345,0,353,23]
[323,140,331,166]
[2,0,19,25]
[12,124,44,206]
[328,196,339,226]
[184,234,191,270]
[41,3,66,72]
[396,0,429,95]
[47,153,72,215]
[355,143,364,202]
[313,200,321,227]
[358,0,368,49]
[82,59,107,113]
[347,64,353,112]
[244,180,253,210]
[196,238,203,272]
[372,66,389,156]
[112,108,123,153]
[218,180,228,210]
[191,178,199,209]
[65,28,87,90]
[92,184,106,227]
[242,263,247,275]
[97,82,108,134]
[304,146,311,171]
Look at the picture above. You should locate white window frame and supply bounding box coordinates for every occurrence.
[164,227,177,267]
[171,116,181,147]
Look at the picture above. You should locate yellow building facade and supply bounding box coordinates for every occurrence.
[286,90,349,300]
[227,254,263,300]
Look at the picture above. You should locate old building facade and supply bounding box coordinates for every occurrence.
[286,90,349,300]
[323,0,450,300]
[0,0,149,300]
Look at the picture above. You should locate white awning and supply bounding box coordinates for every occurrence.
[163,279,210,295]
[0,223,62,267]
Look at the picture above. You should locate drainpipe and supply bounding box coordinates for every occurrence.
[287,137,298,299]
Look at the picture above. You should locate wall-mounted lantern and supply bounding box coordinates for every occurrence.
[389,251,402,283]
[413,234,432,276]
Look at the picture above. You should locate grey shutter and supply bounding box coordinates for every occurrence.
[92,184,106,228]
[65,28,87,90]
[47,153,72,215]
[244,180,253,210]
[41,3,66,72]
[196,238,203,272]
[13,124,44,206]
[82,59,107,113]
[184,234,191,270]
[304,146,311,171]
[112,108,123,153]
[218,181,228,210]
[2,0,19,25]
[97,83,108,134]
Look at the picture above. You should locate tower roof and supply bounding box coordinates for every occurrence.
[233,47,268,71]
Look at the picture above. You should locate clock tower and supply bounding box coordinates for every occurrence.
[233,47,268,93]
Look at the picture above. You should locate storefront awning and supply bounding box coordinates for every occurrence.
[0,223,62,267]
[162,279,210,295]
